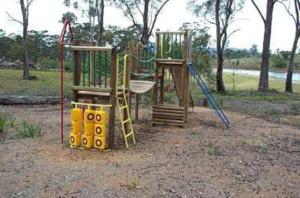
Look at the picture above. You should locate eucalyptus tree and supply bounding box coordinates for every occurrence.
[251,0,279,91]
[279,0,300,92]
[188,0,245,92]
[115,0,171,44]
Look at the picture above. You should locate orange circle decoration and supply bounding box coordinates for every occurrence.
[87,113,94,121]
[83,137,87,145]
[96,127,102,135]
[96,139,102,147]
[96,114,102,122]
[70,136,75,143]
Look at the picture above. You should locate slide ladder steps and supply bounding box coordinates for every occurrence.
[187,64,230,128]
[117,93,136,148]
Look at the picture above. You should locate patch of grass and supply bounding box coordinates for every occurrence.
[17,121,42,138]
[205,143,221,156]
[0,69,73,97]
[126,181,141,190]
[0,115,7,133]
[259,144,269,154]
[9,118,16,128]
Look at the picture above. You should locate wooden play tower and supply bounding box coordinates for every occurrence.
[153,31,192,127]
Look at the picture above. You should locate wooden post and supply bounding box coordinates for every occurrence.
[135,42,142,121]
[126,47,131,114]
[160,67,165,104]
[90,51,95,86]
[108,48,117,149]
[73,50,81,102]
[182,32,189,122]
[153,33,160,106]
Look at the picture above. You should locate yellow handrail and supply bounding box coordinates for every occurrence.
[116,54,128,94]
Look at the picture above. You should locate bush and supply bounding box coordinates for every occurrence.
[271,51,289,68]
[271,55,287,68]
[17,121,42,138]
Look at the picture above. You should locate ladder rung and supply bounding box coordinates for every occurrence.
[125,131,134,138]
[120,106,127,110]
[122,119,130,124]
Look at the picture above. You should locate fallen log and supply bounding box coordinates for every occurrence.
[0,95,60,105]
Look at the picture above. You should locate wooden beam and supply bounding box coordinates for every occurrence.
[108,47,117,149]
[72,86,112,92]
[68,45,113,52]
[73,50,81,102]
[160,67,165,104]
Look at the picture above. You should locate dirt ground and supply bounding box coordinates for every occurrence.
[0,105,299,197]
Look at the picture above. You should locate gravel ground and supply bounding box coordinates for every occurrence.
[0,105,299,197]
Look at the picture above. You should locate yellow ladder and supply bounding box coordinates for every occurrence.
[116,55,136,148]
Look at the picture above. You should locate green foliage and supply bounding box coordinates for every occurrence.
[249,44,259,57]
[180,22,214,85]
[9,118,16,128]
[188,0,245,22]
[17,121,42,138]
[0,115,7,133]
[61,12,77,23]
[0,30,58,63]
[271,50,290,68]
[104,25,139,49]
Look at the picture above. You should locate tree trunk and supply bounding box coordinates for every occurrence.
[258,0,274,91]
[141,0,150,45]
[98,0,105,46]
[285,29,300,92]
[20,0,30,80]
[215,0,225,92]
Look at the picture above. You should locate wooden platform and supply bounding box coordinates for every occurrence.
[155,59,184,67]
[152,105,184,127]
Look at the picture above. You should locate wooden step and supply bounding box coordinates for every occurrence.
[153,105,183,110]
[152,112,184,118]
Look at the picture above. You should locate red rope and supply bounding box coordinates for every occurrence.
[58,20,75,144]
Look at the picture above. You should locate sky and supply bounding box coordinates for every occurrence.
[0,0,296,51]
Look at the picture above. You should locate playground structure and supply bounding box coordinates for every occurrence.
[152,31,192,127]
[59,20,230,150]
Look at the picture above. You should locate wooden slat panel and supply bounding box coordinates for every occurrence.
[153,112,184,118]
[153,110,184,115]
[153,105,183,110]
[153,116,183,121]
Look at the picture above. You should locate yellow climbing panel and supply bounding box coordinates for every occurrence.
[70,102,111,150]
[116,55,136,149]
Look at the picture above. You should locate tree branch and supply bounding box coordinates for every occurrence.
[251,0,266,24]
[133,0,143,17]
[120,0,141,31]
[27,0,35,8]
[227,28,240,39]
[278,0,297,23]
[149,0,170,36]
[6,11,23,25]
